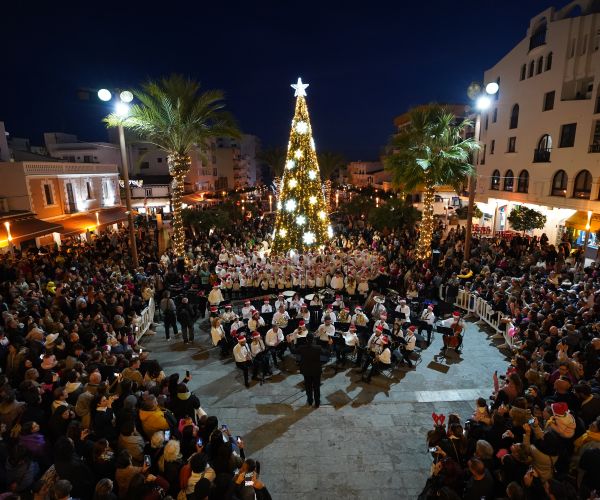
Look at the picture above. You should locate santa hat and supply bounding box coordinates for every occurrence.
[381,335,389,344]
[379,267,385,273]
[344,307,350,312]
[252,331,261,339]
[376,325,384,332]
[355,306,362,311]
[225,304,232,308]
[427,305,434,311]
[263,299,270,303]
[301,303,308,308]
[278,294,284,298]
[550,403,576,438]
[210,306,217,313]
[213,284,219,288]
[349,324,357,331]
[327,304,333,310]
[299,320,305,326]
[237,335,246,342]
[408,325,417,332]
[452,311,460,318]
[335,295,341,300]
[244,300,251,305]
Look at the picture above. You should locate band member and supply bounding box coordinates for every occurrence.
[288,319,309,347]
[261,298,273,314]
[248,310,265,332]
[209,305,219,319]
[265,324,285,367]
[289,293,304,314]
[310,294,323,307]
[371,296,387,320]
[233,335,252,388]
[360,325,385,369]
[419,304,436,345]
[362,335,392,383]
[338,306,351,324]
[296,333,322,408]
[208,283,224,307]
[211,317,228,357]
[332,294,345,310]
[336,324,359,366]
[230,317,246,336]
[330,272,345,294]
[250,331,270,381]
[272,305,290,330]
[298,303,311,324]
[373,312,390,333]
[274,293,288,311]
[317,315,335,349]
[397,325,417,368]
[220,304,237,324]
[395,299,411,326]
[440,311,464,353]
[352,306,368,327]
[241,300,254,320]
[321,304,336,324]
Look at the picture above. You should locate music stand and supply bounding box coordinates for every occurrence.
[436,326,454,336]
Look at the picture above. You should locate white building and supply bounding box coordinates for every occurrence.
[476,0,600,249]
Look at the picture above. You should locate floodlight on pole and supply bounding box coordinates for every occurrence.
[475,95,492,111]
[98,89,112,101]
[485,82,499,95]
[115,102,130,117]
[119,90,134,103]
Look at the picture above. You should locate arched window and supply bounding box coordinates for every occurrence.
[538,134,552,150]
[551,170,568,196]
[504,170,514,191]
[536,56,544,74]
[546,52,553,70]
[491,170,500,190]
[517,170,529,193]
[529,19,547,50]
[528,61,535,77]
[534,134,552,162]
[510,104,519,129]
[520,64,526,80]
[573,170,592,198]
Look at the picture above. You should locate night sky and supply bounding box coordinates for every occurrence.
[1,0,565,160]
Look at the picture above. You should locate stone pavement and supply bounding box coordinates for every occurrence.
[139,317,508,500]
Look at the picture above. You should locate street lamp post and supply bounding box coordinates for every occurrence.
[464,81,498,262]
[98,89,139,269]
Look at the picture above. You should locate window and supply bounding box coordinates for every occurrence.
[145,188,153,197]
[491,170,500,190]
[517,170,529,193]
[490,139,495,154]
[509,104,519,129]
[546,52,553,70]
[529,20,547,50]
[504,170,514,191]
[102,180,108,199]
[481,144,486,164]
[543,91,555,111]
[581,34,588,55]
[86,181,93,200]
[573,170,592,198]
[570,38,576,58]
[551,170,568,196]
[528,61,535,77]
[140,161,150,169]
[559,123,577,148]
[83,155,93,163]
[536,56,544,74]
[508,136,516,152]
[492,108,497,123]
[43,184,54,205]
[520,64,526,80]
[495,77,500,100]
[485,114,489,130]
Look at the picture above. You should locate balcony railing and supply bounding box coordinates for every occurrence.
[533,148,551,162]
[589,144,600,153]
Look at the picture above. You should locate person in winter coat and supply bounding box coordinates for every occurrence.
[5,444,40,495]
[177,297,195,344]
[118,420,146,466]
[18,421,51,468]
[170,383,201,422]
[53,436,94,500]
[158,439,184,496]
[138,395,169,439]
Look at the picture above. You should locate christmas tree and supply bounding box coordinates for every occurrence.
[272,78,332,253]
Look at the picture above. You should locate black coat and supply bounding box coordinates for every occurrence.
[177,303,194,326]
[296,344,322,377]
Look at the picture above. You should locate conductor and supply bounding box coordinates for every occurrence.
[296,333,322,408]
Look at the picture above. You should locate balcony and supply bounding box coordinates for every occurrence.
[533,148,551,162]
[589,144,600,153]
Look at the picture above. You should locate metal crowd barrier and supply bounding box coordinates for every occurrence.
[136,297,156,341]
[440,286,515,351]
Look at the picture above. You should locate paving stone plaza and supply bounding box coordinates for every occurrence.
[141,317,508,500]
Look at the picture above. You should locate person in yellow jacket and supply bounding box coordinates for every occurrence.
[138,395,169,438]
[457,263,473,280]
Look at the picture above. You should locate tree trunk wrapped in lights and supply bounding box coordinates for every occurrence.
[168,152,191,256]
[272,78,332,253]
[416,181,435,260]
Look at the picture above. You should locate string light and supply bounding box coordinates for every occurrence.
[168,152,191,257]
[272,77,332,252]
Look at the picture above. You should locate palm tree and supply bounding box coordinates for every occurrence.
[105,74,237,256]
[317,152,345,212]
[257,147,286,195]
[384,104,479,260]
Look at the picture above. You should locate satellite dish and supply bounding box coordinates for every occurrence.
[467,82,482,101]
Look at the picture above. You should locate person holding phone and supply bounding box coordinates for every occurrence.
[234,459,267,493]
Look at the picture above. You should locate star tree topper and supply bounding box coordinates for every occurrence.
[291,77,309,97]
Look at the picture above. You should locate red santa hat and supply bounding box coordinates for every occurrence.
[237,335,246,342]
[301,303,308,308]
[263,298,270,303]
[278,293,284,298]
[376,324,384,332]
[327,304,333,310]
[210,306,217,313]
[213,284,219,288]
[299,320,305,326]
[335,295,341,300]
[355,306,362,311]
[244,300,251,305]
[344,307,350,312]
[349,324,357,331]
[408,325,417,332]
[381,335,389,344]
[252,331,261,339]
[225,304,232,308]
[427,305,434,311]
[452,311,460,318]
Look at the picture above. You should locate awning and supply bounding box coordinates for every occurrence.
[0,217,63,246]
[56,207,128,235]
[564,211,600,232]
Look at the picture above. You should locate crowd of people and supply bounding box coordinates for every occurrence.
[421,235,600,499]
[0,229,271,500]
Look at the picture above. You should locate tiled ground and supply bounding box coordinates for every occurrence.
[140,316,508,500]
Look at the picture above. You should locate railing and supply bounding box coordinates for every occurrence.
[533,148,551,162]
[135,297,155,341]
[440,287,516,351]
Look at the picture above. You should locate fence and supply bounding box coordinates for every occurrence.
[440,286,516,351]
[135,297,156,342]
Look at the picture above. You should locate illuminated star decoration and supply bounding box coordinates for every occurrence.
[291,77,309,97]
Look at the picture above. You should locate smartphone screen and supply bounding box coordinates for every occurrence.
[144,455,150,466]
[197,437,203,446]
[186,370,190,378]
[165,430,171,441]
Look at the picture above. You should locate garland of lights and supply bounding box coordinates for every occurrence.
[272,78,332,253]
[168,152,191,256]
[416,183,435,260]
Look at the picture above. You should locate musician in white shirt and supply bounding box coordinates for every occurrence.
[331,294,345,310]
[274,294,288,311]
[208,284,224,306]
[261,299,273,313]
[321,305,336,324]
[233,336,252,387]
[220,305,237,324]
[298,304,311,324]
[419,304,436,345]
[371,297,387,320]
[336,324,359,366]
[287,319,309,347]
[265,325,285,367]
[373,313,390,334]
[241,300,254,320]
[395,299,411,325]
[250,331,270,381]
[352,306,368,327]
[362,334,392,383]
[248,311,265,332]
[396,325,417,368]
[211,318,228,357]
[316,316,335,348]
[272,305,290,329]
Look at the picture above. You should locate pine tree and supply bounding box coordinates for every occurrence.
[272,78,332,253]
